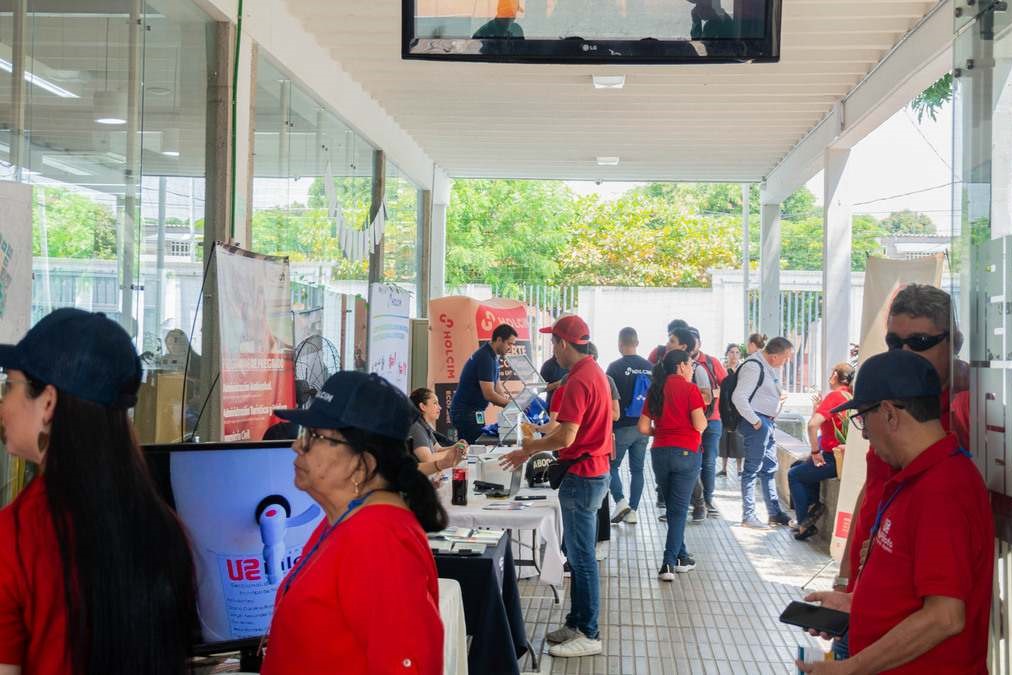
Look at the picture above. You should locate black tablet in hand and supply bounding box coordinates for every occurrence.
[779,601,849,638]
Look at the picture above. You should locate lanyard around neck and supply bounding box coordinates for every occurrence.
[279,490,377,598]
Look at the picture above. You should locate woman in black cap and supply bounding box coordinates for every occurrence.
[0,308,196,675]
[261,371,447,675]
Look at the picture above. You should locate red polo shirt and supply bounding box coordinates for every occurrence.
[847,388,966,592]
[644,375,705,450]
[850,434,993,673]
[0,479,72,675]
[554,356,613,478]
[816,387,852,452]
[261,504,442,675]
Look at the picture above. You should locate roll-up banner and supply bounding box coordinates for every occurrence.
[368,283,412,393]
[215,245,296,442]
[427,296,532,435]
[830,254,945,560]
[0,181,32,346]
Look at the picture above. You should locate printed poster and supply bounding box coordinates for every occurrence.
[830,254,944,560]
[0,181,32,345]
[215,245,296,441]
[368,283,411,392]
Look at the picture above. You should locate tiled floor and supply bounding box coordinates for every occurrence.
[516,469,839,674]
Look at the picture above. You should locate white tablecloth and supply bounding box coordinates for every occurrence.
[439,578,468,675]
[442,478,565,587]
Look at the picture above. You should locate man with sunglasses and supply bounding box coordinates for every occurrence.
[832,284,970,659]
[795,349,992,674]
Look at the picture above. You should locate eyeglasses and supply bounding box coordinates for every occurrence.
[885,331,949,352]
[0,377,31,399]
[296,427,352,453]
[851,402,905,430]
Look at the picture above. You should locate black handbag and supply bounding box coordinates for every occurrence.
[547,454,590,489]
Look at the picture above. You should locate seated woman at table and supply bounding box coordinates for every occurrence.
[639,349,707,581]
[409,387,468,478]
[262,372,447,675]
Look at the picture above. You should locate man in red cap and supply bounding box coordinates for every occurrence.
[501,315,612,658]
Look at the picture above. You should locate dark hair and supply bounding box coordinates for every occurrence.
[18,390,197,675]
[587,342,599,360]
[725,343,741,356]
[618,327,638,345]
[409,387,435,410]
[765,336,794,354]
[748,333,767,349]
[832,362,855,387]
[491,324,518,342]
[338,427,448,532]
[890,396,941,423]
[666,319,688,335]
[670,328,697,354]
[646,349,690,419]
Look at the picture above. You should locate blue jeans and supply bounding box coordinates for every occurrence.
[833,632,849,660]
[740,416,784,520]
[787,451,838,524]
[559,473,609,639]
[651,447,702,566]
[610,425,648,509]
[692,419,723,507]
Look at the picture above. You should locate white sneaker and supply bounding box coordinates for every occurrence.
[610,498,631,524]
[624,509,638,524]
[595,541,608,561]
[548,632,603,658]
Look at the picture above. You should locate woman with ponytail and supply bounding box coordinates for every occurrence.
[0,308,197,675]
[262,371,446,675]
[637,350,708,581]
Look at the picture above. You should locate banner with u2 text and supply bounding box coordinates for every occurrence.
[215,245,296,442]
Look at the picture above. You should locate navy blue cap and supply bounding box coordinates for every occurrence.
[0,308,142,408]
[830,350,941,414]
[274,371,416,441]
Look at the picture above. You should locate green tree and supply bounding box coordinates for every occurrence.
[910,73,953,123]
[880,209,936,235]
[33,187,117,259]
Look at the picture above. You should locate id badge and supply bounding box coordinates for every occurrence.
[475,411,485,424]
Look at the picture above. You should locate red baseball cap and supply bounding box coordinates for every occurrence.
[539,315,591,345]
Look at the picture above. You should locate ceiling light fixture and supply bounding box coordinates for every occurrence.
[94,19,126,125]
[592,75,625,89]
[0,58,79,98]
[161,128,180,157]
[596,156,620,166]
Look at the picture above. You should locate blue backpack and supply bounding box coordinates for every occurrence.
[624,372,652,418]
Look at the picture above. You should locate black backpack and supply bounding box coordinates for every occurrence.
[718,359,765,431]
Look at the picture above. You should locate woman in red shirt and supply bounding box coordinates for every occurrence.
[0,308,196,675]
[789,362,855,541]
[637,350,707,581]
[261,371,447,675]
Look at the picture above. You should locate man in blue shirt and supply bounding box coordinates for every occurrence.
[606,327,653,524]
[450,324,518,443]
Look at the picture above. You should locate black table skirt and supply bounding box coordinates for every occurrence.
[435,534,529,675]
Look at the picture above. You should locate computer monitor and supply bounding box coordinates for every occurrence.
[143,441,324,654]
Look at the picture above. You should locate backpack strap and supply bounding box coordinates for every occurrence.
[745,358,765,403]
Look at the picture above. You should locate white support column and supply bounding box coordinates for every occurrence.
[822,147,853,383]
[233,36,256,246]
[428,168,451,303]
[759,201,782,338]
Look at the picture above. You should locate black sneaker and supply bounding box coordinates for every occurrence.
[716,469,727,477]
[675,555,696,573]
[768,512,791,527]
[691,505,706,522]
[705,501,719,517]
[658,564,675,581]
[794,525,819,541]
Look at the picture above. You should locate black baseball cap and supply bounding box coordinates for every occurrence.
[274,371,416,441]
[0,308,142,408]
[830,350,941,414]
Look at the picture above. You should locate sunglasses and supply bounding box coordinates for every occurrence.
[851,401,906,430]
[884,331,949,352]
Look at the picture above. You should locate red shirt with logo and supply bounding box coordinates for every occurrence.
[644,375,705,451]
[849,434,993,673]
[847,388,965,592]
[0,479,72,675]
[695,352,728,422]
[816,387,852,452]
[261,505,442,675]
[554,356,613,478]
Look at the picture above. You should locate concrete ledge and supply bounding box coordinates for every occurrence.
[774,428,838,553]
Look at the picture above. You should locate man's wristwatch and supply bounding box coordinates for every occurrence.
[833,575,848,590]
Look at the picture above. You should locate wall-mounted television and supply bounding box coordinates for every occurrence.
[402,0,781,65]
